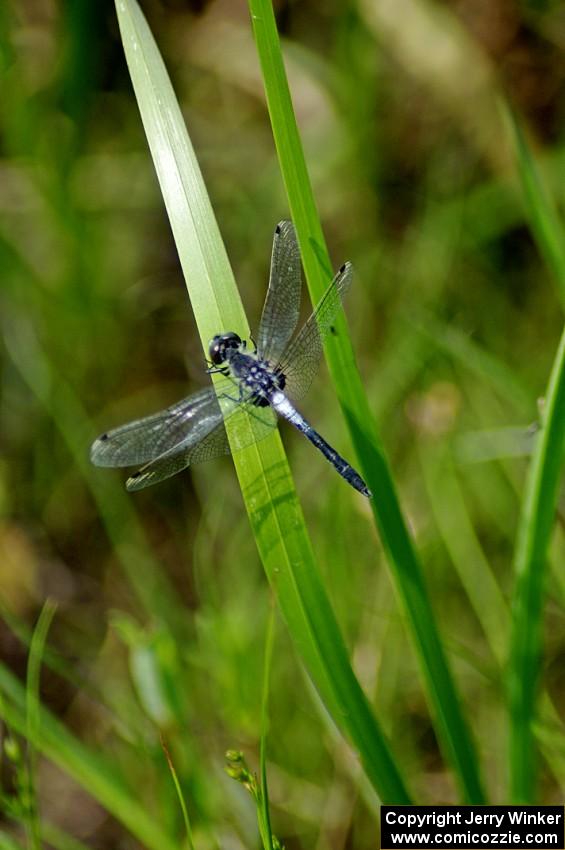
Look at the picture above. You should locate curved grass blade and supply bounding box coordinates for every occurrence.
[115,0,409,802]
[247,0,485,803]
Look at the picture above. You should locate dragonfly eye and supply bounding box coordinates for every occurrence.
[209,332,242,365]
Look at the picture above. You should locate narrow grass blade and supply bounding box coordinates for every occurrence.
[509,323,565,801]
[506,104,565,801]
[0,663,179,850]
[505,107,565,305]
[248,0,485,803]
[115,0,409,802]
[25,601,57,850]
[420,444,509,666]
[224,749,277,849]
[407,310,533,413]
[259,602,276,850]
[160,735,195,850]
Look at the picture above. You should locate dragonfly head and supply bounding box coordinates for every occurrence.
[209,332,243,365]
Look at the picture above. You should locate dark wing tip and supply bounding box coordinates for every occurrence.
[126,470,148,492]
[274,219,293,235]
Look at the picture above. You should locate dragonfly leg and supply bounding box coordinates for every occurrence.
[218,379,251,405]
[218,390,241,404]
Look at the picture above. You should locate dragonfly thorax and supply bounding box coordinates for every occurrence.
[229,351,286,407]
[208,331,286,407]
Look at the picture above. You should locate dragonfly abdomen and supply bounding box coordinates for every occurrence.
[269,391,371,498]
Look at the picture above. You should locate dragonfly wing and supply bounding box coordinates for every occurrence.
[126,397,278,491]
[125,419,230,491]
[256,221,302,364]
[190,401,277,462]
[91,384,235,468]
[276,261,353,401]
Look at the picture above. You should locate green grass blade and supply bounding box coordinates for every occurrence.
[259,602,275,850]
[248,0,485,803]
[509,325,565,800]
[160,736,195,850]
[115,0,410,802]
[0,662,179,850]
[420,444,509,666]
[407,310,533,413]
[25,601,57,850]
[40,823,93,850]
[506,104,565,801]
[506,107,565,303]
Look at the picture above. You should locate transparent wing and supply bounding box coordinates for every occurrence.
[276,261,353,401]
[125,398,277,491]
[125,418,231,491]
[90,386,225,468]
[256,220,302,364]
[92,376,279,490]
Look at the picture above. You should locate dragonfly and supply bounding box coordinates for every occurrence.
[91,221,371,498]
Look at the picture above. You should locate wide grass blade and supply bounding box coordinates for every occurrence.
[115,0,409,802]
[248,0,485,803]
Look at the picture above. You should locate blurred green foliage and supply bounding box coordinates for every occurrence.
[1,0,565,847]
